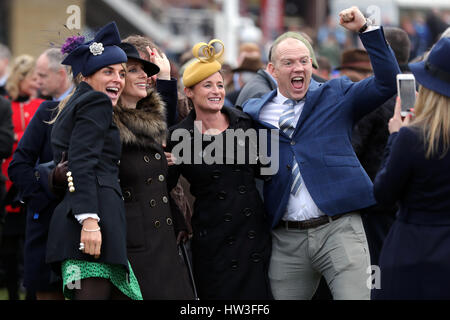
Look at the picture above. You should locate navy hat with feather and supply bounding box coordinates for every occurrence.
[61,22,127,77]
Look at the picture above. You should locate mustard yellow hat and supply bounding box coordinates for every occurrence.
[182,39,225,88]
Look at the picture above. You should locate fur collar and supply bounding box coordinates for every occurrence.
[113,90,167,148]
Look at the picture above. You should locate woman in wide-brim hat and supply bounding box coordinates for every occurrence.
[113,42,195,299]
[372,37,450,299]
[46,22,142,300]
[166,40,273,300]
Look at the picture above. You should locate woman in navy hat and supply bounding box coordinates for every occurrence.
[45,22,142,300]
[372,37,450,299]
[113,42,195,299]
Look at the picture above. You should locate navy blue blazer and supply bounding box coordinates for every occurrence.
[243,28,400,228]
[372,127,450,299]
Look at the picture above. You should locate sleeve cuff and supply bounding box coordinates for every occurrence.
[75,213,100,225]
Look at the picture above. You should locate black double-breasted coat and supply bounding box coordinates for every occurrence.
[113,91,194,299]
[167,106,273,300]
[46,81,128,272]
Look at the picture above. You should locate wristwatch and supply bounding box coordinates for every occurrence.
[358,18,371,33]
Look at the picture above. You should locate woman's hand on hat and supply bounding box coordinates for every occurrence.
[389,96,413,134]
[147,46,171,80]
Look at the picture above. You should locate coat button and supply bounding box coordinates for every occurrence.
[34,171,40,180]
[243,208,253,217]
[154,153,161,160]
[117,160,121,166]
[217,191,227,200]
[251,253,261,263]
[248,230,256,239]
[145,178,152,185]
[230,260,238,270]
[224,213,232,222]
[211,170,221,179]
[227,236,235,246]
[149,199,156,207]
[124,190,131,200]
[166,217,172,225]
[143,155,150,163]
[158,175,165,182]
[162,196,168,203]
[154,220,160,228]
[287,164,291,170]
[291,141,296,146]
[238,185,247,194]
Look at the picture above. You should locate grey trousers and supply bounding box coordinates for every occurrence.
[269,213,371,300]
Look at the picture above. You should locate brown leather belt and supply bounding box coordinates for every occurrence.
[277,213,347,230]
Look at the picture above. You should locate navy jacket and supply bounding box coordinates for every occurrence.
[243,28,400,228]
[46,81,127,271]
[372,127,450,299]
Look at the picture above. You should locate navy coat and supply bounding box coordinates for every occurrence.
[372,127,450,299]
[243,28,400,228]
[8,100,59,290]
[46,81,128,272]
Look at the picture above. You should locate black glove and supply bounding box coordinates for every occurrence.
[49,151,68,197]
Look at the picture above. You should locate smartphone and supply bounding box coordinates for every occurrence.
[396,74,416,117]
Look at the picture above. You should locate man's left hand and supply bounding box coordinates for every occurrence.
[339,6,366,32]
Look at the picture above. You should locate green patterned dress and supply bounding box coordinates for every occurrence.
[61,259,143,300]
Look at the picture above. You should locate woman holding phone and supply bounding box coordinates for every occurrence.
[372,37,450,299]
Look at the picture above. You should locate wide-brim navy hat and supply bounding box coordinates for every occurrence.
[409,37,450,98]
[117,43,160,77]
[61,22,127,77]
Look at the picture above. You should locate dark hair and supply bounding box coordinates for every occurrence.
[122,35,161,61]
[384,27,411,65]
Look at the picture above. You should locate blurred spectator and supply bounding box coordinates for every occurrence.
[352,27,411,267]
[0,95,13,220]
[1,55,44,300]
[426,9,450,44]
[225,55,263,107]
[233,42,262,91]
[0,44,11,96]
[35,48,73,101]
[313,56,332,80]
[317,15,348,48]
[335,49,373,82]
[317,34,341,69]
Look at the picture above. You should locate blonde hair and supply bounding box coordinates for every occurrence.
[409,85,450,159]
[5,54,36,100]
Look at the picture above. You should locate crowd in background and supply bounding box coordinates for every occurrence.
[0,5,449,300]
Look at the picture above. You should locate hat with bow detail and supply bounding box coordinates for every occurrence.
[182,39,224,88]
[61,21,127,77]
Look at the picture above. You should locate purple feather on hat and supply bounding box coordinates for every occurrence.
[61,35,86,55]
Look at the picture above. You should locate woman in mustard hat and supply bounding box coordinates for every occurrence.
[46,22,142,300]
[372,37,450,299]
[166,40,272,299]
